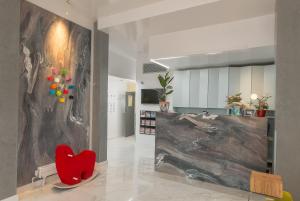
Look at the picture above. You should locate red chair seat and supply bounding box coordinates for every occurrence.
[55,145,96,185]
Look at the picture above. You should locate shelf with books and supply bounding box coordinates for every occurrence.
[140,110,156,135]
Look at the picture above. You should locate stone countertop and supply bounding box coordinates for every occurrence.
[155,112,268,192]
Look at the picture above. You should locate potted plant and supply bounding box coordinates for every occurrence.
[255,96,271,117]
[157,72,174,112]
[226,93,243,115]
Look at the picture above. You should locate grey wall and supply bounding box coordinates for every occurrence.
[92,23,109,162]
[0,0,20,199]
[276,0,300,200]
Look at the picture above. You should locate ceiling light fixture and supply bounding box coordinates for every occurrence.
[150,59,170,69]
[207,52,221,55]
[155,56,188,60]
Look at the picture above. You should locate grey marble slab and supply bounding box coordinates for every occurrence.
[18,1,91,186]
[155,113,267,191]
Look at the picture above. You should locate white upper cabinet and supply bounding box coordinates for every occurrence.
[207,68,229,108]
[252,66,265,98]
[189,70,200,107]
[228,68,241,96]
[208,68,219,108]
[189,69,209,108]
[173,65,276,109]
[218,67,229,108]
[264,65,276,109]
[173,70,190,107]
[199,69,209,108]
[239,66,252,104]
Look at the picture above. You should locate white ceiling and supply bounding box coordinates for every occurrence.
[56,0,276,67]
[145,0,275,36]
[97,0,222,29]
[152,46,275,70]
[100,0,275,59]
[48,0,275,33]
[95,0,162,17]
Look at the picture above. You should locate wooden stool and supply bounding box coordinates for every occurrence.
[249,171,283,201]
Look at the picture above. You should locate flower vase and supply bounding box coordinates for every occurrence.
[232,106,241,116]
[256,110,266,117]
[159,101,170,112]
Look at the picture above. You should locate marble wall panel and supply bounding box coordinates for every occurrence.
[18,1,91,186]
[155,113,267,191]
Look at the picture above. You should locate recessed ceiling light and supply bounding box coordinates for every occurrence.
[156,56,188,60]
[207,52,222,55]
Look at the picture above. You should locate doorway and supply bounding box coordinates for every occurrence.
[125,92,135,137]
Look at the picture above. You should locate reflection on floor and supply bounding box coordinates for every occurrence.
[19,135,264,201]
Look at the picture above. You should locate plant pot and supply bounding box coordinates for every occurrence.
[159,101,170,112]
[256,109,267,117]
[231,106,241,116]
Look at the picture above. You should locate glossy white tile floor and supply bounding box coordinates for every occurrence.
[19,135,264,201]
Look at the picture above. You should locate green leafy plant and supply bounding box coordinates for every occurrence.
[255,96,271,110]
[227,93,242,106]
[157,72,174,102]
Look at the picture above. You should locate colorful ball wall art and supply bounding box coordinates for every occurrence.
[48,67,74,104]
[49,89,56,95]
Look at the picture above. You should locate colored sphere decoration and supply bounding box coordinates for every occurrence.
[56,90,63,97]
[63,89,69,95]
[65,75,72,82]
[49,89,56,95]
[52,67,59,75]
[47,76,54,81]
[47,67,74,104]
[54,77,60,83]
[50,83,58,89]
[61,68,68,77]
[59,97,65,103]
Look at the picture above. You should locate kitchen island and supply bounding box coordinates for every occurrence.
[155,112,268,191]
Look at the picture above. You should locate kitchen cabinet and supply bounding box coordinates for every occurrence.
[208,68,219,108]
[173,70,190,107]
[189,69,209,108]
[189,70,200,107]
[218,67,229,108]
[173,65,275,109]
[199,69,209,108]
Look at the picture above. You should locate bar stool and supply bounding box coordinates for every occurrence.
[249,171,283,201]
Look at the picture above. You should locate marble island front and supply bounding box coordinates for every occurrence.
[155,112,268,191]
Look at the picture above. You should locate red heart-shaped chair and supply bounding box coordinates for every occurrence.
[55,145,96,185]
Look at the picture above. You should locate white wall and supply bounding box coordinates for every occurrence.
[107,76,136,139]
[149,15,275,59]
[109,51,136,80]
[108,26,137,80]
[135,52,175,137]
